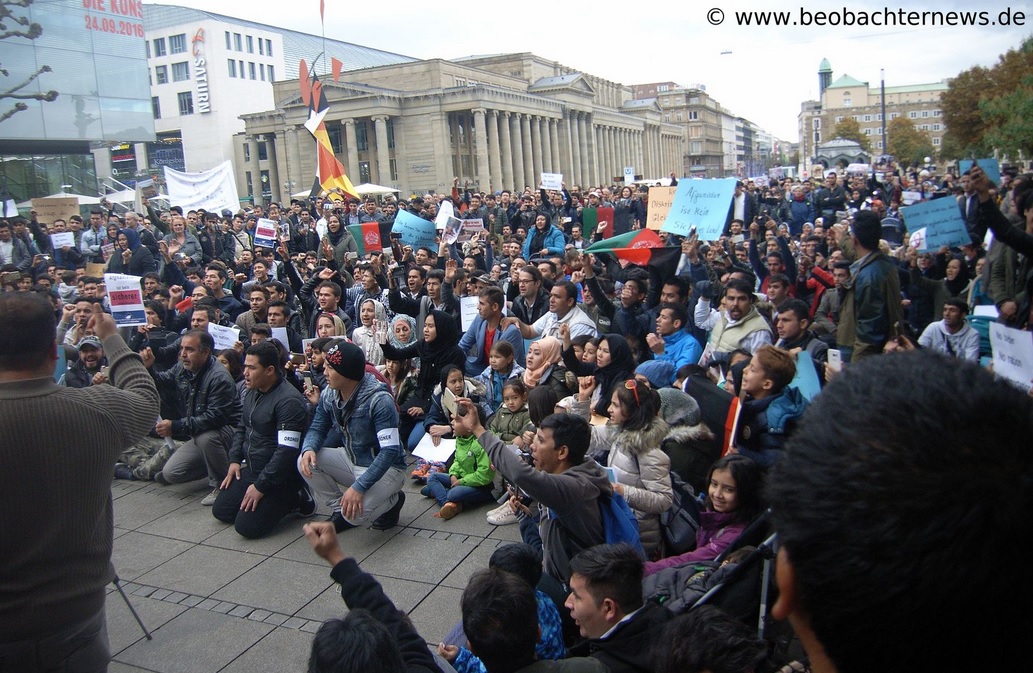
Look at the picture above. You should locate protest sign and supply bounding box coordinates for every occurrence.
[163,160,240,212]
[31,197,80,225]
[4,199,18,217]
[301,338,316,357]
[540,172,563,191]
[789,351,822,402]
[443,216,465,245]
[459,295,479,332]
[958,158,1001,186]
[908,227,927,250]
[86,262,106,278]
[989,322,1033,392]
[208,323,241,351]
[458,218,484,243]
[413,435,456,463]
[252,218,279,250]
[901,197,970,250]
[392,210,437,250]
[271,327,290,352]
[660,178,737,240]
[901,190,923,206]
[646,187,677,230]
[49,232,75,250]
[435,200,454,230]
[104,274,146,327]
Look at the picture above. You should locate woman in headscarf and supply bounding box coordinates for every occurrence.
[380,310,465,451]
[389,314,420,370]
[352,298,388,367]
[522,336,573,400]
[314,312,348,339]
[319,213,357,270]
[560,327,634,417]
[107,228,157,276]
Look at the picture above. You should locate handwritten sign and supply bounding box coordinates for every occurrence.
[989,322,1033,392]
[540,172,563,191]
[458,218,484,243]
[31,197,80,225]
[660,178,737,240]
[252,218,279,250]
[459,295,479,332]
[208,323,241,351]
[901,197,969,250]
[646,187,677,230]
[958,158,1001,186]
[392,210,437,250]
[104,273,145,327]
[49,232,75,250]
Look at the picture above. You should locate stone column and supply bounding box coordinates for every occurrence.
[577,113,590,187]
[372,115,391,185]
[249,138,263,205]
[568,112,581,187]
[549,119,561,175]
[286,125,305,196]
[343,120,360,184]
[530,116,543,185]
[267,131,282,203]
[473,108,490,191]
[511,113,525,191]
[499,111,514,190]
[521,114,534,191]
[541,117,553,173]
[595,126,605,185]
[487,110,503,192]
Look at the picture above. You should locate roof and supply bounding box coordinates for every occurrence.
[623,98,657,109]
[818,58,832,72]
[883,82,949,94]
[529,74,582,89]
[827,73,867,89]
[143,4,415,79]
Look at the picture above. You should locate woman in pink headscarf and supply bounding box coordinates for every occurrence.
[521,336,573,399]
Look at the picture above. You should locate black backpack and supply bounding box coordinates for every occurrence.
[661,473,701,556]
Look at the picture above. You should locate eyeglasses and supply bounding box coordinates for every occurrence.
[624,379,640,406]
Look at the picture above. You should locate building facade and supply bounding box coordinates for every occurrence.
[238,54,685,203]
[798,60,948,176]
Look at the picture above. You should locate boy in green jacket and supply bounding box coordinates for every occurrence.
[422,404,496,519]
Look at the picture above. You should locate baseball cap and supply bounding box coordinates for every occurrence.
[77,336,103,350]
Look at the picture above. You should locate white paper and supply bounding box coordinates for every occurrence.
[989,322,1033,392]
[208,323,241,351]
[49,231,75,249]
[3,199,18,217]
[435,200,454,231]
[973,305,999,318]
[459,295,479,332]
[271,327,290,351]
[413,435,456,463]
[540,172,563,191]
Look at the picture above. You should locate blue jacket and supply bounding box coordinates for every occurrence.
[736,386,807,469]
[658,329,703,370]
[522,224,566,259]
[458,316,526,376]
[302,373,405,493]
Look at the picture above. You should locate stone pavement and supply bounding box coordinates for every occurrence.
[107,464,523,673]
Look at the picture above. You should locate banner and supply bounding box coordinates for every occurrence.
[163,160,240,212]
[31,197,80,225]
[989,322,1033,392]
[660,178,737,240]
[646,187,677,230]
[901,197,969,250]
[393,210,437,250]
[104,273,146,327]
[252,218,279,250]
[540,172,563,191]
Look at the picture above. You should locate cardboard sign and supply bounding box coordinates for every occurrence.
[31,197,80,225]
[958,158,1001,186]
[540,172,563,191]
[660,178,737,240]
[646,187,677,230]
[85,262,106,278]
[901,197,969,250]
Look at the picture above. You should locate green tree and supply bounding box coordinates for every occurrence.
[833,117,871,151]
[886,116,935,167]
[941,65,993,157]
[980,73,1033,157]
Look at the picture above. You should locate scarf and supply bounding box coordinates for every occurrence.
[523,336,562,388]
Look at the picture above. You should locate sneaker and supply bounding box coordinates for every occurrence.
[200,488,219,506]
[486,502,518,525]
[420,485,433,498]
[434,502,463,520]
[113,464,136,481]
[330,512,357,533]
[297,487,316,518]
[370,492,405,530]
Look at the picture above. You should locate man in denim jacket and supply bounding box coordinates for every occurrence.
[299,341,407,532]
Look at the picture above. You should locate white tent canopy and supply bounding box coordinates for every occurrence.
[354,183,400,195]
[16,191,102,208]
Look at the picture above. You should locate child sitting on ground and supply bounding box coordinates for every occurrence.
[421,402,495,520]
[411,365,485,482]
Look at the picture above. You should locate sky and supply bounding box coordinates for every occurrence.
[149,0,1028,142]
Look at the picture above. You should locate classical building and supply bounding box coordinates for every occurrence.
[798,59,947,175]
[238,54,685,203]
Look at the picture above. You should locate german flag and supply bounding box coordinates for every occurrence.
[348,222,393,256]
[584,229,681,276]
[299,59,358,202]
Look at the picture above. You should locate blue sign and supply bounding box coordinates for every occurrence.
[901,196,971,250]
[392,210,438,250]
[958,159,1001,186]
[660,178,737,240]
[789,351,822,402]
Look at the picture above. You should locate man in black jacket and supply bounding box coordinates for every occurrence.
[213,341,312,538]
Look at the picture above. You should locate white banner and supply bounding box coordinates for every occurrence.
[990,323,1033,393]
[208,323,241,351]
[163,160,240,212]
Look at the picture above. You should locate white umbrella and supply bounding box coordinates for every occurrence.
[102,189,136,204]
[354,183,400,196]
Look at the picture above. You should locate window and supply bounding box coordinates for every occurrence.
[239,60,245,77]
[876,113,882,121]
[932,137,941,146]
[932,109,941,116]
[876,128,882,135]
[675,111,682,121]
[909,111,918,119]
[265,39,272,57]
[228,59,237,78]
[257,142,268,161]
[260,170,270,197]
[814,131,821,143]
[864,128,872,136]
[664,114,670,122]
[689,96,700,104]
[689,126,702,138]
[688,111,698,120]
[169,33,186,54]
[454,77,466,87]
[920,124,929,131]
[246,35,254,53]
[152,96,161,119]
[863,114,872,122]
[171,62,189,82]
[245,171,253,197]
[689,141,702,154]
[153,37,166,57]
[155,65,168,85]
[835,116,844,123]
[243,144,250,162]
[225,31,231,49]
[260,64,265,81]
[259,39,264,55]
[921,110,929,118]
[876,141,883,149]
[359,161,371,183]
[813,118,821,129]
[249,62,256,80]
[932,124,941,131]
[890,112,900,120]
[389,158,398,181]
[267,65,275,82]
[177,91,194,115]
[356,122,368,151]
[658,84,669,92]
[146,41,150,58]
[327,125,343,154]
[843,97,852,107]
[234,33,242,51]
[387,119,395,149]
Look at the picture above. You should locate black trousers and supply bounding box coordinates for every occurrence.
[212,465,301,539]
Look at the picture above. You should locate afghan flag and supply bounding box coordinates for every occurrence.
[349,222,393,256]
[582,206,615,239]
[584,229,681,278]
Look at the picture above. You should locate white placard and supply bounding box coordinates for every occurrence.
[271,327,290,351]
[435,200,455,231]
[413,435,456,464]
[989,322,1033,392]
[208,323,241,351]
[163,160,241,212]
[540,172,563,191]
[49,231,75,249]
[103,273,146,327]
[908,227,927,250]
[973,305,999,318]
[459,295,479,332]
[252,218,279,249]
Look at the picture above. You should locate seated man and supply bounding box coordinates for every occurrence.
[700,279,773,362]
[566,544,671,673]
[768,350,1033,673]
[917,297,980,361]
[64,336,107,388]
[213,341,313,538]
[299,341,407,532]
[645,303,702,370]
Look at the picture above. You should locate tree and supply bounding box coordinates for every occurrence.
[980,73,1033,158]
[1,0,58,125]
[940,65,993,157]
[886,116,934,168]
[833,117,871,152]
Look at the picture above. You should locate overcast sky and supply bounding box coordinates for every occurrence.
[150,0,1027,141]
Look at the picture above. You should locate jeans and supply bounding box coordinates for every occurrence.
[212,465,302,539]
[159,427,234,486]
[299,448,405,526]
[425,472,496,508]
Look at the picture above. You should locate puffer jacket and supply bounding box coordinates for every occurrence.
[152,356,242,441]
[589,418,674,559]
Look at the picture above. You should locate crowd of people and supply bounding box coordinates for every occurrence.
[2,159,1031,673]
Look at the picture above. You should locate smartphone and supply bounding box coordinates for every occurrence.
[827,349,842,373]
[456,402,468,417]
[290,353,305,366]
[302,372,313,388]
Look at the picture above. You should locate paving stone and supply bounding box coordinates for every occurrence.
[439,543,498,590]
[149,589,172,601]
[273,524,401,566]
[113,489,193,531]
[137,505,229,544]
[362,533,475,585]
[408,585,465,644]
[229,605,254,618]
[197,598,221,611]
[262,612,289,626]
[213,557,334,615]
[164,592,189,604]
[211,601,235,614]
[281,617,307,630]
[202,520,304,556]
[300,620,321,634]
[136,546,264,597]
[112,531,194,582]
[218,627,313,673]
[248,609,272,622]
[105,593,188,656]
[178,595,204,607]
